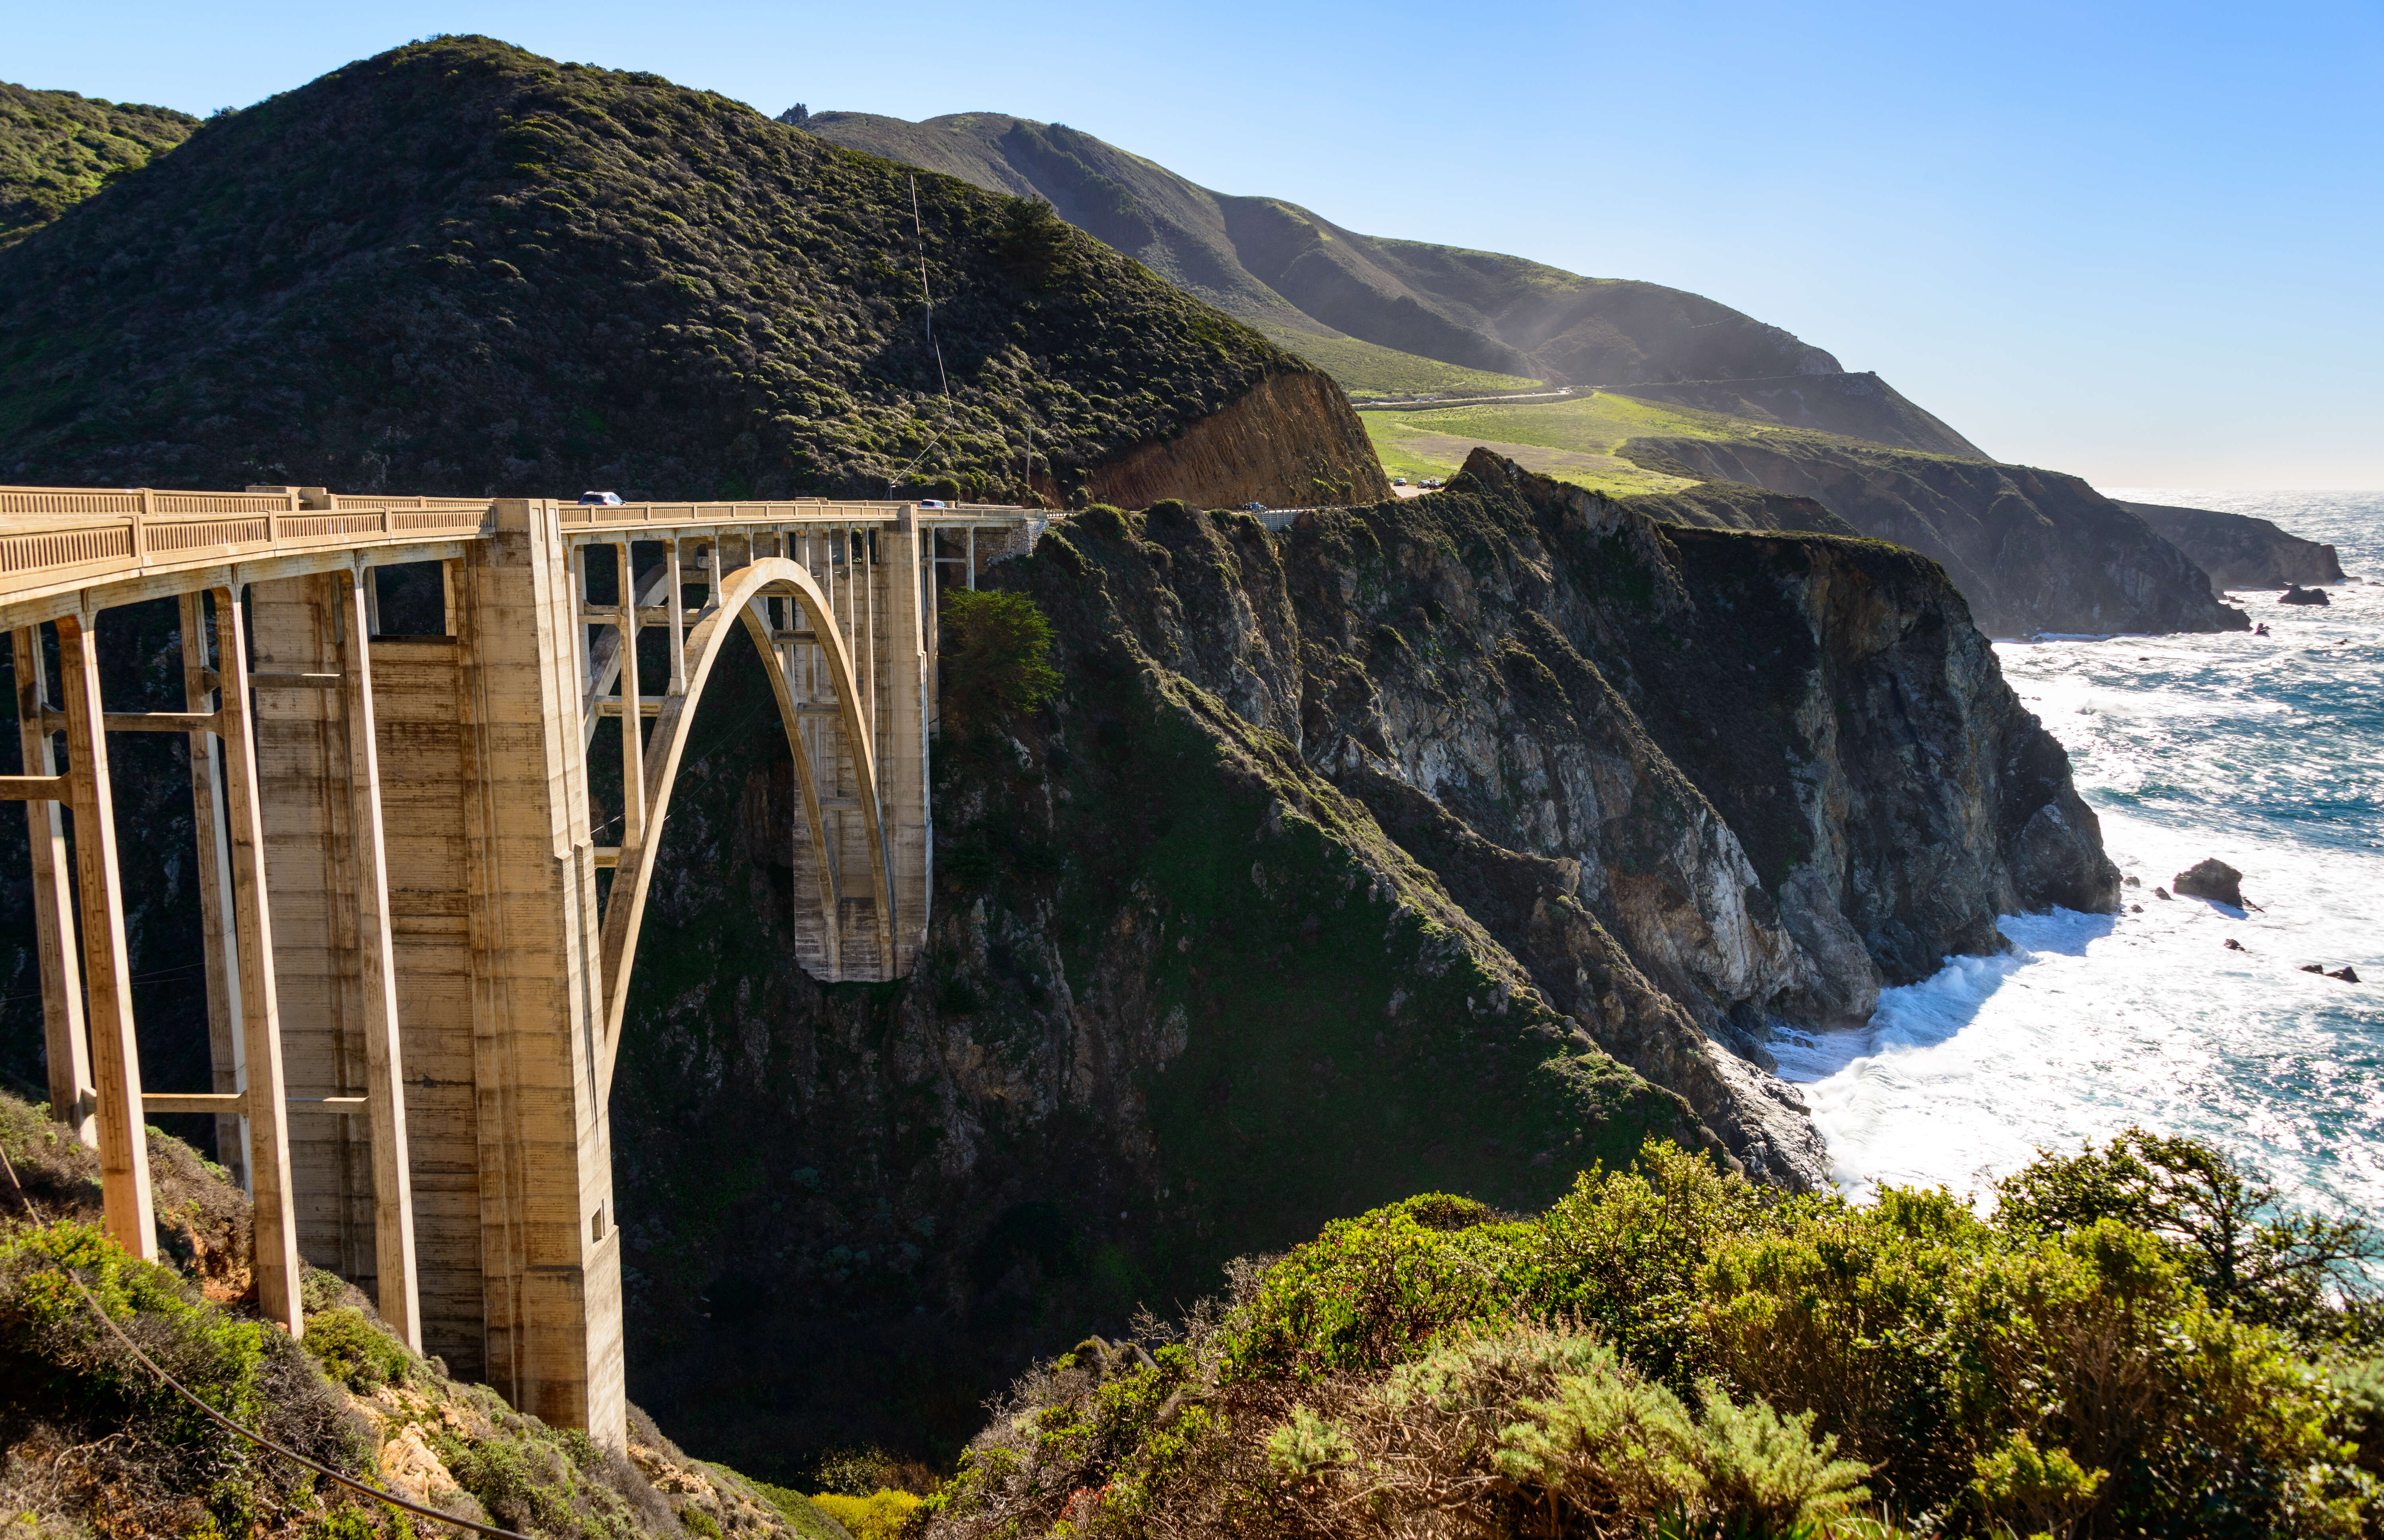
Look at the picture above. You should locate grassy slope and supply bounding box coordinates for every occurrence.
[0,38,1329,502]
[1268,329,1542,398]
[1362,390,1754,494]
[0,83,196,245]
[802,111,1836,396]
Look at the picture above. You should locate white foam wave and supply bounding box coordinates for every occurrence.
[1776,491,2384,1222]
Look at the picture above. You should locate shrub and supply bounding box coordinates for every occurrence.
[1994,1125,2383,1349]
[925,1135,2383,1540]
[301,1304,413,1392]
[0,1218,368,1536]
[811,1488,923,1540]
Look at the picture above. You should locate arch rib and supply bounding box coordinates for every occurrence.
[737,596,841,981]
[594,556,894,1099]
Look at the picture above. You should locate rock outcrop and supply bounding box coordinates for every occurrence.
[1077,369,1391,510]
[2121,501,2345,590]
[1624,432,2249,637]
[2173,858,2247,908]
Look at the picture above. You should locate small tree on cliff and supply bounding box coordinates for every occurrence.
[940,589,1060,738]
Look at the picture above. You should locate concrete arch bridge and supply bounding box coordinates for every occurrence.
[0,485,1045,1447]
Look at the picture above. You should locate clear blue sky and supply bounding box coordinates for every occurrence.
[12,0,2382,487]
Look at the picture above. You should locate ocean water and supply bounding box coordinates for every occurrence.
[1771,489,2384,1226]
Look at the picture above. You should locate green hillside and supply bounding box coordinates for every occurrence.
[1274,330,1542,398]
[0,40,1338,502]
[0,83,197,245]
[803,113,1853,393]
[1363,390,1749,494]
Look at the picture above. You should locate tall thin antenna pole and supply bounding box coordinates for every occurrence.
[910,175,950,399]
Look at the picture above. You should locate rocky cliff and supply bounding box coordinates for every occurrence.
[1625,432,2249,637]
[2122,500,2347,590]
[597,451,2113,1478]
[1078,369,1391,510]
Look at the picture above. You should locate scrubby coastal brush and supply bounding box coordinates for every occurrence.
[0,1090,833,1539]
[0,36,1309,501]
[926,1138,2384,1538]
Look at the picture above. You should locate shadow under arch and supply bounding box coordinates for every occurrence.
[594,555,892,1097]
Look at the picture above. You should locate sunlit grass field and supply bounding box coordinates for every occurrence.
[1360,390,1764,494]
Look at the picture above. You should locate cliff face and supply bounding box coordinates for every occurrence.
[2122,501,2347,590]
[1612,479,1858,537]
[599,452,2115,1477]
[1627,433,2249,637]
[1078,369,1392,510]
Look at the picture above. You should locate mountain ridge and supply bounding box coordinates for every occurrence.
[798,108,1968,457]
[0,43,1386,508]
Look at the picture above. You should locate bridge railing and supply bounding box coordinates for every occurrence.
[0,486,496,613]
[557,498,1034,531]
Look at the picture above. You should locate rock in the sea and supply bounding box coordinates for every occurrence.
[2224,938,2246,951]
[2279,584,2331,606]
[2302,963,2328,974]
[2154,886,2171,899]
[2123,874,2141,887]
[2173,858,2246,908]
[2333,966,2363,984]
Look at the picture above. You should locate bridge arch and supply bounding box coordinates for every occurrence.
[0,487,1039,1448]
[592,555,894,1095]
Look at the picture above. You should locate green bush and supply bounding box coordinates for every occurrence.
[810,1488,922,1540]
[0,1219,368,1536]
[301,1304,413,1392]
[927,1136,2382,1539]
[939,589,1060,737]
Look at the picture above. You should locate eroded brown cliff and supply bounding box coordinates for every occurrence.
[1079,368,1392,510]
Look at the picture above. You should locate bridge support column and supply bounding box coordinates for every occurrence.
[56,613,154,1260]
[207,585,306,1336]
[250,572,419,1338]
[181,593,250,1195]
[14,626,94,1147]
[882,511,931,975]
[455,499,624,1448]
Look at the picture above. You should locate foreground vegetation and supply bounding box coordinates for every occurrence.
[0,1090,836,1538]
[927,1134,2384,1538]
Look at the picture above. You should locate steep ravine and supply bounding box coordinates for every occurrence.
[604,451,2115,1479]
